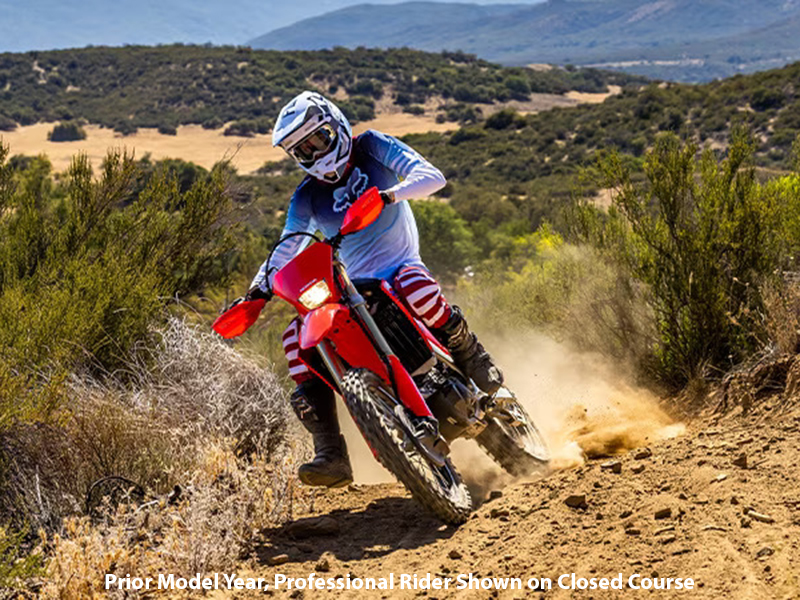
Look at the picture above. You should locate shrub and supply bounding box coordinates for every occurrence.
[573,130,793,386]
[411,200,476,281]
[485,109,521,130]
[113,120,137,136]
[338,96,376,123]
[403,105,425,115]
[47,121,86,142]
[202,116,223,130]
[157,122,177,135]
[0,115,16,132]
[39,320,301,597]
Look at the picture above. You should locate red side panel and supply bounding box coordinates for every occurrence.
[388,355,434,418]
[379,281,450,357]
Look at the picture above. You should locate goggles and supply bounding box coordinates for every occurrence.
[285,123,338,166]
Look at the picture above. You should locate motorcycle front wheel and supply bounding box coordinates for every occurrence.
[341,368,472,524]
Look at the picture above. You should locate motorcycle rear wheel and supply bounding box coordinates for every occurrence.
[476,390,550,478]
[341,368,472,524]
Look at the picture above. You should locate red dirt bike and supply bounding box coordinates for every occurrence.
[213,188,549,524]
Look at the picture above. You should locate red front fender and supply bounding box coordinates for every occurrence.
[300,304,347,350]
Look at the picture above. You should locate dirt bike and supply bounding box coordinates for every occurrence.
[213,187,549,524]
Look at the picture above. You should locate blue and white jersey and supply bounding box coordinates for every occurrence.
[251,130,446,290]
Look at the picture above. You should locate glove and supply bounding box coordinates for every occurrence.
[245,285,272,302]
[379,190,396,206]
[228,286,271,311]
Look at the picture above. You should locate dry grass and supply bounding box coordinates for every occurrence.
[763,280,800,355]
[0,111,456,174]
[0,318,306,597]
[41,442,305,599]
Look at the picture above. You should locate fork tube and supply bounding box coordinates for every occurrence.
[337,263,396,357]
[317,340,346,390]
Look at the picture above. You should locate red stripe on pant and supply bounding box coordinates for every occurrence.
[282,318,312,384]
[392,265,452,329]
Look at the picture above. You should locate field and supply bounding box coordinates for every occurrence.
[0,91,614,173]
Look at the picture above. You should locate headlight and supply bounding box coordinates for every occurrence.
[299,280,332,310]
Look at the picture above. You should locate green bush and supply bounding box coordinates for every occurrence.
[0,143,235,399]
[47,121,86,142]
[402,105,425,116]
[411,200,476,282]
[0,115,15,132]
[158,122,178,136]
[572,131,795,386]
[113,120,138,136]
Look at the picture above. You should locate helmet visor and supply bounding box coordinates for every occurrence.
[286,123,338,166]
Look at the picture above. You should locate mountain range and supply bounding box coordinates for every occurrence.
[249,0,800,81]
[0,0,542,53]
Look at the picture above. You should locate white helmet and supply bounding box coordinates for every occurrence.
[272,91,353,182]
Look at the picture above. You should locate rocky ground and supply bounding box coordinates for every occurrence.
[218,390,800,600]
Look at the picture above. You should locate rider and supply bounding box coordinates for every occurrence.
[248,91,503,488]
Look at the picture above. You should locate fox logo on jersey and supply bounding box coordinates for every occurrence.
[332,167,369,213]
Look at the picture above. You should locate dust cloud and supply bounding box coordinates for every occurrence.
[339,331,685,491]
[461,331,685,484]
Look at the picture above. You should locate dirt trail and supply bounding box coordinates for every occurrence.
[233,403,800,599]
[222,341,800,599]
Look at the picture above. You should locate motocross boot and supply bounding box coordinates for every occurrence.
[290,380,353,488]
[434,306,504,395]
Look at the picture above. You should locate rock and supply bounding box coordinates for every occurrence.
[619,510,633,519]
[634,448,653,460]
[490,508,510,519]
[625,528,642,536]
[448,549,462,560]
[270,554,290,566]
[712,473,728,484]
[654,508,672,520]
[601,460,623,474]
[565,495,588,509]
[285,516,340,539]
[701,525,727,532]
[631,464,646,474]
[660,534,677,544]
[744,508,776,524]
[655,526,675,535]
[315,558,331,572]
[756,546,774,559]
[730,496,740,505]
[678,492,688,500]
[740,517,752,528]
[732,453,748,469]
[489,490,503,501]
[296,543,314,553]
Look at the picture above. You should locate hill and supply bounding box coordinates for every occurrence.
[0,45,640,134]
[250,0,800,82]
